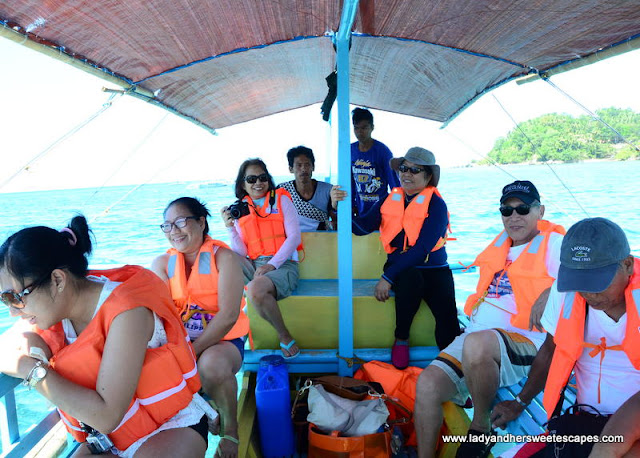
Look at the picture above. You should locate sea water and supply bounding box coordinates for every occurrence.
[1,160,639,452]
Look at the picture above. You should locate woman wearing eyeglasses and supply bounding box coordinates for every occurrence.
[151,197,248,457]
[221,158,302,359]
[0,216,214,457]
[354,147,461,369]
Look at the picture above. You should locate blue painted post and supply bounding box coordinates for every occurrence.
[0,376,21,448]
[335,0,359,376]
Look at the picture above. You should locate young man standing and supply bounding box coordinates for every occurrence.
[351,108,400,217]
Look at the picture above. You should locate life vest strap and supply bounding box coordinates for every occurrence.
[478,297,516,316]
[583,337,623,404]
[458,261,475,273]
[181,305,215,330]
[470,261,512,314]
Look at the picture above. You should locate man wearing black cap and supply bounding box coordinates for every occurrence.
[491,218,640,457]
[415,180,565,458]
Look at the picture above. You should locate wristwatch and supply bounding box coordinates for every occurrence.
[23,360,49,389]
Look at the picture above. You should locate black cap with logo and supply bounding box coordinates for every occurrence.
[500,180,541,205]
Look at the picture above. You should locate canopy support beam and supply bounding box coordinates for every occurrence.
[336,0,359,377]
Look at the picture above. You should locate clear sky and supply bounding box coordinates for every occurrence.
[1,37,639,193]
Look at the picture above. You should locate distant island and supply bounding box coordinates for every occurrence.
[477,107,640,165]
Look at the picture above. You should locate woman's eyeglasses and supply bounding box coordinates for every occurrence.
[160,216,199,233]
[398,165,425,174]
[499,204,539,217]
[1,283,37,309]
[244,173,269,184]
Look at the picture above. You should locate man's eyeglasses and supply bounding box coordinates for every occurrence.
[244,173,269,184]
[1,283,37,309]
[398,165,425,174]
[160,216,199,233]
[499,204,539,217]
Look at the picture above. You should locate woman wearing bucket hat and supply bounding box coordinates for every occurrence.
[354,147,460,369]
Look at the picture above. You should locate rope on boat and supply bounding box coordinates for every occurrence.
[443,105,577,221]
[0,93,120,191]
[85,113,170,203]
[442,129,520,180]
[91,139,202,222]
[336,353,367,368]
[543,78,640,154]
[491,94,591,218]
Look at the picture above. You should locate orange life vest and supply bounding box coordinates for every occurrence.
[379,186,448,254]
[167,236,250,341]
[239,188,294,260]
[542,257,640,418]
[37,265,200,451]
[464,220,565,330]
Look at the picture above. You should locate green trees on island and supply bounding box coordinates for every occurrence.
[483,107,640,164]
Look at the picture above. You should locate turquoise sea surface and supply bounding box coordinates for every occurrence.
[1,160,639,452]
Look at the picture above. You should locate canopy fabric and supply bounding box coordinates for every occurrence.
[1,0,639,129]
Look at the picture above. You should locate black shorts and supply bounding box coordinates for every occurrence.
[188,414,209,446]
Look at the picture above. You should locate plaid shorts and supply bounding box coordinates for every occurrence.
[430,328,537,405]
[240,256,299,300]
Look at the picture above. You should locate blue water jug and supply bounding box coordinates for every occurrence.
[255,355,295,457]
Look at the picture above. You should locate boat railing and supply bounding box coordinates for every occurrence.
[0,374,72,457]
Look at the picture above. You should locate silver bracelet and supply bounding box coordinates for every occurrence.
[22,361,41,386]
[515,395,530,407]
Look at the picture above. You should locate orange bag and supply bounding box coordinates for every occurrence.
[308,423,392,458]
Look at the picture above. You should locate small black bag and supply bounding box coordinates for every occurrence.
[544,404,610,457]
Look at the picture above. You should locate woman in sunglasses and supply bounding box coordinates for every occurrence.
[151,197,248,456]
[221,158,302,359]
[354,147,461,369]
[0,216,215,457]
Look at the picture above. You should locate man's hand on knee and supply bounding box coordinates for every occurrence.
[490,400,525,429]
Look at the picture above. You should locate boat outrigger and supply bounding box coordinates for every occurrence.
[1,1,640,456]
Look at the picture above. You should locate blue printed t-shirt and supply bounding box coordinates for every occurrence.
[351,139,400,216]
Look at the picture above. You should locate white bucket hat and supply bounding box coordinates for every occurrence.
[389,147,440,187]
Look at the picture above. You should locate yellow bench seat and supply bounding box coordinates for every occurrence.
[247,279,437,349]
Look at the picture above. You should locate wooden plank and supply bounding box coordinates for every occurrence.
[438,401,470,458]
[0,375,21,448]
[237,373,259,458]
[5,410,61,458]
[0,375,20,398]
[0,388,19,447]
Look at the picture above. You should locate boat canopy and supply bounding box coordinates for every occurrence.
[1,1,639,131]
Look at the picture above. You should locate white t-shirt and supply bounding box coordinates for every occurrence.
[542,283,640,415]
[466,232,563,348]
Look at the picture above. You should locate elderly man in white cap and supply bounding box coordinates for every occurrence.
[414,179,564,458]
[492,217,640,458]
[353,147,461,370]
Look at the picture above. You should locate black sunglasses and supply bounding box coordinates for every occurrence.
[0,282,39,309]
[499,204,539,217]
[398,164,425,174]
[244,173,269,184]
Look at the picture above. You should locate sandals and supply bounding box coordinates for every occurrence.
[454,429,496,458]
[216,435,239,458]
[220,435,239,445]
[280,339,300,359]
